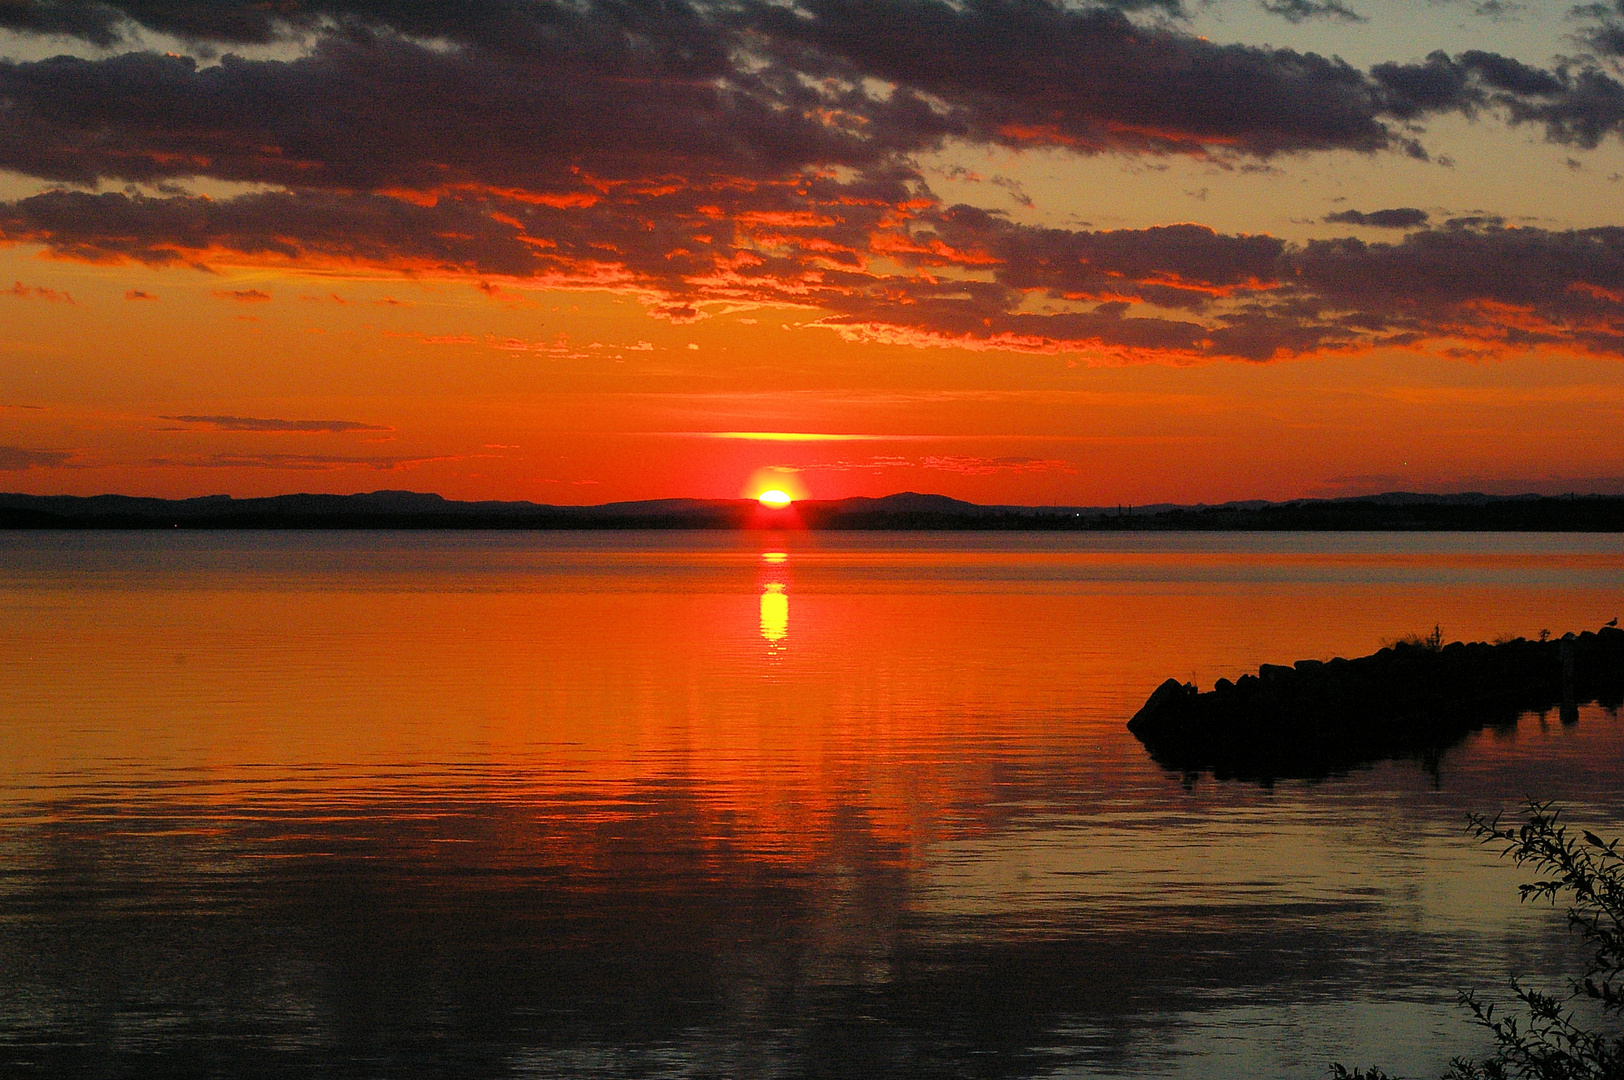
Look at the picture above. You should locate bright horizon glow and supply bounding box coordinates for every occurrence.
[710,432,886,442]
[758,490,793,508]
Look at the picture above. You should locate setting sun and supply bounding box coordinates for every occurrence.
[758,490,793,508]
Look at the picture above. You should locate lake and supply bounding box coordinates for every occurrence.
[2,530,1621,1079]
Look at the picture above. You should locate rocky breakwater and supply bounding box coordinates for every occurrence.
[1128,626,1624,779]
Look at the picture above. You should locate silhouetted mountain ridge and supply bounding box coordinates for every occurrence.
[1,490,1620,529]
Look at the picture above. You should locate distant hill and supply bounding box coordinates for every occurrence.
[1,490,1622,530]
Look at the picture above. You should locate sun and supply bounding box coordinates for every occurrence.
[757,489,793,509]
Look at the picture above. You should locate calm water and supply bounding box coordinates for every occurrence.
[2,530,1622,1079]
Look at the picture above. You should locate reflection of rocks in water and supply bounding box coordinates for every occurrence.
[1128,626,1624,782]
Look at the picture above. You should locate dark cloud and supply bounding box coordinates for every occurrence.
[0,2,1621,366]
[0,164,939,289]
[0,446,74,470]
[1292,224,1624,310]
[2,189,564,276]
[749,0,1395,157]
[0,0,1171,51]
[1573,2,1624,57]
[215,288,271,302]
[0,22,903,194]
[1455,50,1566,97]
[1097,0,1192,14]
[160,415,393,433]
[0,1,133,48]
[1368,49,1624,149]
[911,207,1287,317]
[0,0,1619,200]
[1495,64,1624,148]
[124,288,156,300]
[989,176,1034,208]
[813,216,1624,361]
[0,0,561,49]
[1324,208,1430,228]
[1288,224,1624,357]
[1260,0,1367,24]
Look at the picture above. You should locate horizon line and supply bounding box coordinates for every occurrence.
[5,488,1623,511]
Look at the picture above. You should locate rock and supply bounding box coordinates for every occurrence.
[1131,678,1198,730]
[1126,625,1624,781]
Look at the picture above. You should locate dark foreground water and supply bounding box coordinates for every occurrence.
[2,530,1622,1079]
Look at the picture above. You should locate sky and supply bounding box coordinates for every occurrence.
[2,0,1624,505]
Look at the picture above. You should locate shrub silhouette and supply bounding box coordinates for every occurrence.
[1334,801,1623,1080]
[1385,625,1446,653]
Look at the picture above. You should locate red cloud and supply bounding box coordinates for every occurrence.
[2,176,1621,365]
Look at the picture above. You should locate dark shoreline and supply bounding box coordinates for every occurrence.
[1128,626,1624,781]
[4,490,1624,531]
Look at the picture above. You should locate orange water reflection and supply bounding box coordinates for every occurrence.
[2,533,1623,1077]
[3,533,1621,857]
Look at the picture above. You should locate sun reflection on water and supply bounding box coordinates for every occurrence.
[759,582,788,643]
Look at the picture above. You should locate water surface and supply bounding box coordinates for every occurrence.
[2,531,1621,1078]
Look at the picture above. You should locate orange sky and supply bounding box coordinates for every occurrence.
[2,0,1623,504]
